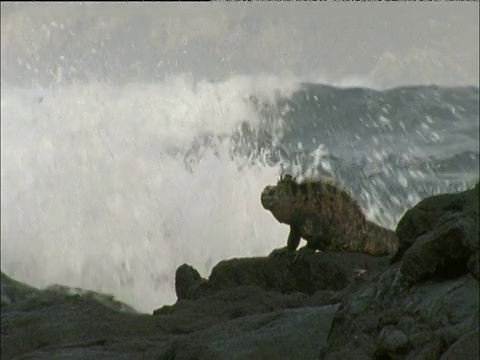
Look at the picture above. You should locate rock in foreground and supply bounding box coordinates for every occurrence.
[1,183,478,359]
[323,182,479,359]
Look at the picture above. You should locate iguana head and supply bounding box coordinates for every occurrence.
[261,174,299,224]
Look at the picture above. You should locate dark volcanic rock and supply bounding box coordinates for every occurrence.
[1,271,339,360]
[208,252,389,295]
[440,328,480,360]
[1,273,163,359]
[172,252,390,303]
[396,182,479,282]
[322,183,480,359]
[322,269,479,360]
[152,304,338,360]
[400,215,478,283]
[2,183,479,359]
[175,263,210,300]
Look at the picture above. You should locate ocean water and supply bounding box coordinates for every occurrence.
[1,75,479,313]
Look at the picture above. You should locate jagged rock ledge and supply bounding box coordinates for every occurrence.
[1,183,478,359]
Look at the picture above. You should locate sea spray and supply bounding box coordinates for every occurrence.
[1,77,478,313]
[0,75,297,312]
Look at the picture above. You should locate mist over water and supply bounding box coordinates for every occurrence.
[1,75,301,312]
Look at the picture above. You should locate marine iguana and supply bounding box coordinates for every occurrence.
[261,175,398,258]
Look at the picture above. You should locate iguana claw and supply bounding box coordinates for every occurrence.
[291,246,316,263]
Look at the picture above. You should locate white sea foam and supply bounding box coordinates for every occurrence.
[0,74,299,313]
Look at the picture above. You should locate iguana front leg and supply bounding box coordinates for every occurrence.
[292,225,324,262]
[269,226,301,258]
[287,225,301,252]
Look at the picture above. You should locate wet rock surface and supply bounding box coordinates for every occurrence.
[322,182,479,359]
[1,183,478,359]
[392,182,479,281]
